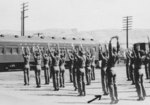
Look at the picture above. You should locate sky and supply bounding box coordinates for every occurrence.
[0,0,150,31]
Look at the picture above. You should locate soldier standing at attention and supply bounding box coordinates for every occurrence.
[22,46,30,85]
[73,45,86,96]
[85,48,92,85]
[49,44,60,91]
[59,48,66,88]
[66,47,78,91]
[133,44,146,101]
[33,45,42,88]
[99,44,109,95]
[41,49,50,85]
[107,36,120,104]
[91,48,96,80]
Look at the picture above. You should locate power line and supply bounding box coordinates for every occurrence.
[21,2,28,36]
[123,16,132,49]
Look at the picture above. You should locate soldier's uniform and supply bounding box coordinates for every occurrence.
[106,38,120,104]
[48,55,52,82]
[85,54,92,85]
[126,58,131,81]
[126,51,135,84]
[73,55,78,91]
[99,52,109,95]
[23,52,30,85]
[34,52,42,88]
[68,55,73,83]
[59,54,66,87]
[134,49,146,100]
[129,53,135,84]
[75,51,86,96]
[43,54,50,85]
[91,55,95,80]
[50,51,60,91]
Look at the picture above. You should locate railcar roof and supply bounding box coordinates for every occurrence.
[0,35,98,45]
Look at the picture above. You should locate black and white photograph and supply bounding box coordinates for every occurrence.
[0,0,150,105]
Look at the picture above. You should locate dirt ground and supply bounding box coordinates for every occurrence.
[0,65,150,105]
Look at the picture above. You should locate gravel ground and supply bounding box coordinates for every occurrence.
[0,65,150,105]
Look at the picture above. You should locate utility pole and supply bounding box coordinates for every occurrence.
[123,16,132,81]
[21,2,28,36]
[123,16,132,48]
[34,33,43,37]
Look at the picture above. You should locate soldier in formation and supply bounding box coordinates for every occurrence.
[41,48,50,85]
[126,50,135,85]
[48,44,60,91]
[85,48,92,85]
[133,44,146,100]
[99,44,109,95]
[106,36,120,104]
[66,48,78,91]
[72,45,86,96]
[59,48,66,88]
[33,46,42,88]
[91,49,96,80]
[22,46,30,85]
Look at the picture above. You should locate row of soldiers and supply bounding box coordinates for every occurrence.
[125,43,149,101]
[22,43,96,96]
[126,46,150,83]
[100,36,149,104]
[22,35,121,104]
[22,36,148,104]
[99,36,149,103]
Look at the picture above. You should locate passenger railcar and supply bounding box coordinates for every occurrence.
[0,35,99,71]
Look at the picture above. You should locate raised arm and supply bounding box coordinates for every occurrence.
[80,44,84,52]
[74,52,81,59]
[125,51,130,59]
[26,46,30,55]
[85,48,90,57]
[104,44,109,57]
[98,45,106,60]
[132,49,137,58]
[66,48,74,61]
[63,47,66,58]
[41,48,46,59]
[72,48,81,60]
[108,37,113,58]
[36,46,41,54]
[32,46,36,58]
[48,47,55,59]
[56,44,60,56]
[109,36,119,57]
[116,38,120,54]
[22,46,25,55]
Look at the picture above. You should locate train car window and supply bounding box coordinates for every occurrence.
[6,47,12,54]
[0,46,4,54]
[12,47,18,54]
[6,46,18,55]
